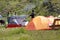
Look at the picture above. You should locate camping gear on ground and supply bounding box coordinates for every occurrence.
[0,20,5,25]
[25,16,60,30]
[25,16,52,30]
[50,18,60,29]
[7,15,28,28]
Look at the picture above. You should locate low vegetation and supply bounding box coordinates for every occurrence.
[0,27,60,40]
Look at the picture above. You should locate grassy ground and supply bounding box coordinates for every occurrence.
[0,27,60,40]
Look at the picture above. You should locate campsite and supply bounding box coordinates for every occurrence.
[0,0,60,40]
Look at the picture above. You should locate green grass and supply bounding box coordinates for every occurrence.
[0,27,60,40]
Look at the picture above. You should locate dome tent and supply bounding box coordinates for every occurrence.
[25,16,52,30]
[7,15,28,28]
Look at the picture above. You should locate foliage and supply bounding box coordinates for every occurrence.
[0,0,60,19]
[0,28,60,40]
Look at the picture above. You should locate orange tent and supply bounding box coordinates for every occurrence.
[25,16,52,30]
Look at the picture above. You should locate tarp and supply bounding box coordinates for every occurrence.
[25,16,53,30]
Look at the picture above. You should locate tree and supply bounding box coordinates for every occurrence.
[42,0,60,16]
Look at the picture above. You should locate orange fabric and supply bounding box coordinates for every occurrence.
[33,16,51,30]
[26,16,52,30]
[25,20,36,30]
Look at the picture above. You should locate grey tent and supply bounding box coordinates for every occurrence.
[7,15,28,27]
